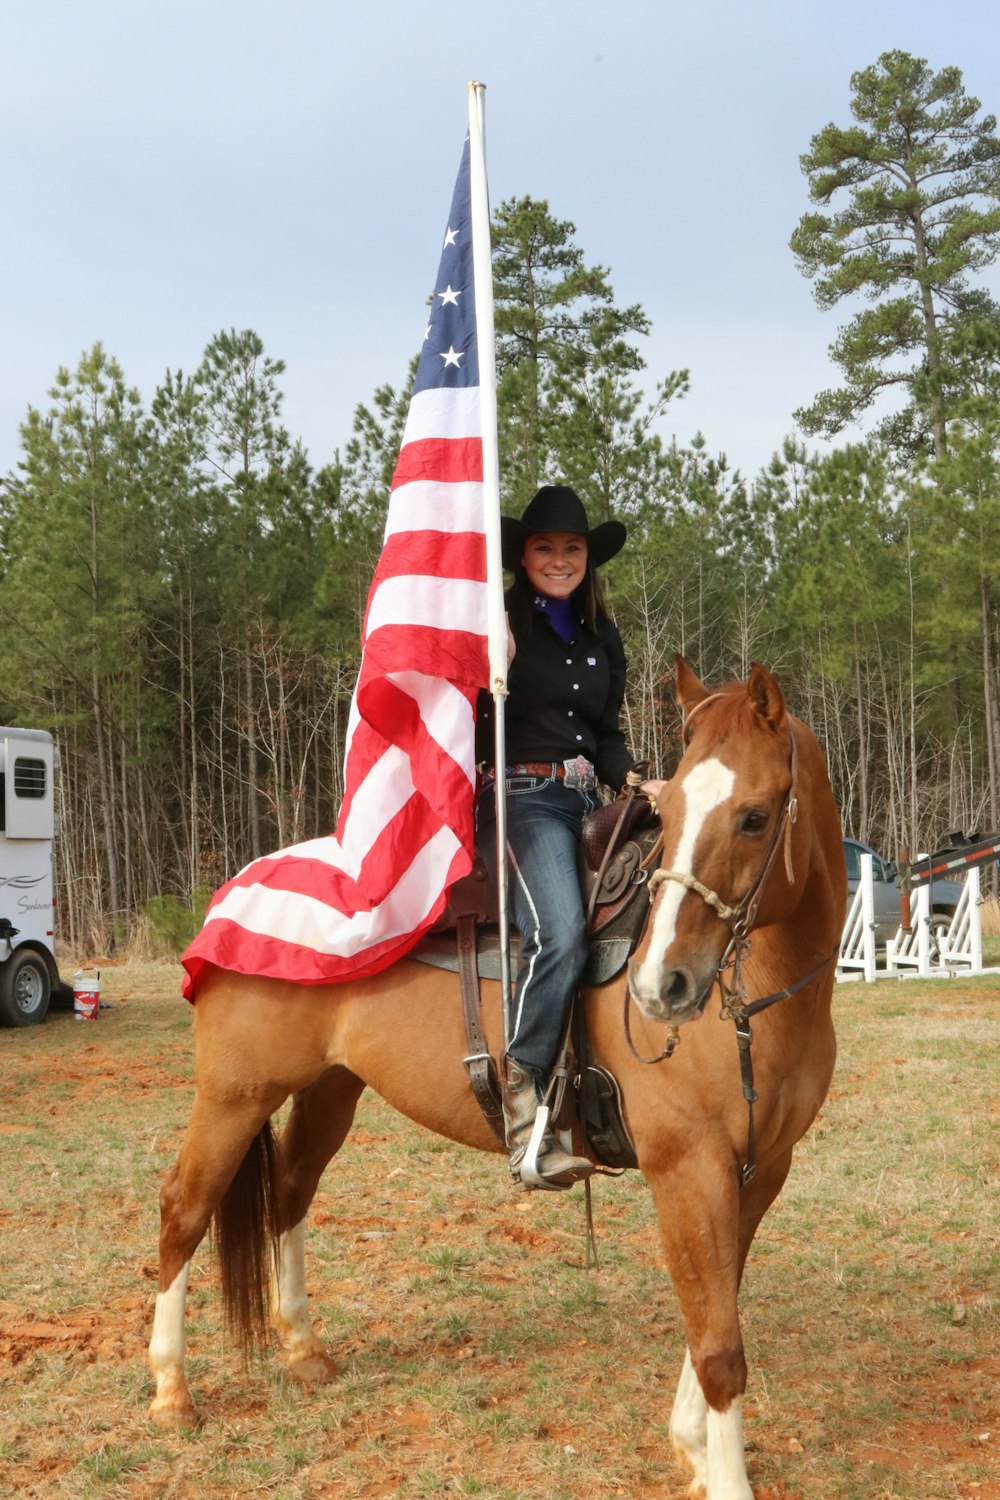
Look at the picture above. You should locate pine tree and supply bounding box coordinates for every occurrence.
[491,196,658,508]
[0,344,161,939]
[908,316,1000,829]
[791,50,1000,458]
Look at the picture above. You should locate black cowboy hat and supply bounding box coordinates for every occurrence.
[500,485,627,570]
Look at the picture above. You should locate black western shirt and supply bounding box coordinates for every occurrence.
[476,610,633,791]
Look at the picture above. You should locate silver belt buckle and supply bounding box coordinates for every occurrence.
[563,755,595,791]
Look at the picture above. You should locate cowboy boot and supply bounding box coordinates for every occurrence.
[501,1058,594,1191]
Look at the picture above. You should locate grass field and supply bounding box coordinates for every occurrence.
[1,963,997,1499]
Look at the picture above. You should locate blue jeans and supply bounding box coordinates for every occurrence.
[475,771,597,1087]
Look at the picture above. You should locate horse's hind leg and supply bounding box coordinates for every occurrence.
[272,1065,367,1383]
[149,1087,285,1428]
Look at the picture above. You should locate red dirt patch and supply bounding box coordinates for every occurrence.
[3,964,998,1499]
[0,1294,149,1365]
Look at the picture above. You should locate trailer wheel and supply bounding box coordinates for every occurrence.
[0,950,52,1027]
[929,912,954,963]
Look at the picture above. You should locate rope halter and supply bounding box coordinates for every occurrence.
[647,867,739,925]
[646,720,801,1016]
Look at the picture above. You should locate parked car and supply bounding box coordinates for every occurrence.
[843,837,964,947]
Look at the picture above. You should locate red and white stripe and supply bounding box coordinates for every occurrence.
[181,387,488,998]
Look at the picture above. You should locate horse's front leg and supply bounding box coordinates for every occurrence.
[645,1159,753,1500]
[272,1066,367,1382]
[669,1345,709,1489]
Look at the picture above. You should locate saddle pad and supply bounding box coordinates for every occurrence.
[414,927,521,980]
[413,927,633,986]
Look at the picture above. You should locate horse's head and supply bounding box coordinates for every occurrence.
[628,656,821,1026]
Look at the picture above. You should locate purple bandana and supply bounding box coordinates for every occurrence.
[534,593,577,643]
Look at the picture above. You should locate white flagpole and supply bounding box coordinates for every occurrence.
[467,80,512,1047]
[468,82,505,692]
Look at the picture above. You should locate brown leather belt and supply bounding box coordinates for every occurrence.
[484,759,596,786]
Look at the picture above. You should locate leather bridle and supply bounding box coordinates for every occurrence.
[647,706,801,1005]
[624,706,836,1186]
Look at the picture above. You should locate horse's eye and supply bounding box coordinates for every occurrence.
[740,809,769,836]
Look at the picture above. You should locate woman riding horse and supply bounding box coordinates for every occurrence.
[149,657,846,1500]
[475,484,663,1190]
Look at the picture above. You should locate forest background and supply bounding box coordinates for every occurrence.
[3,49,1000,956]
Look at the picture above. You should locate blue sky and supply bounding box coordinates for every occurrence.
[3,0,1000,487]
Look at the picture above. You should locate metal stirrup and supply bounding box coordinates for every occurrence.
[518,1104,552,1188]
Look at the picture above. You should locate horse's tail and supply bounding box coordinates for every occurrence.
[213,1119,282,1357]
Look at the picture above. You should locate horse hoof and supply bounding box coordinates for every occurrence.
[670,1436,707,1494]
[286,1348,340,1385]
[148,1392,199,1430]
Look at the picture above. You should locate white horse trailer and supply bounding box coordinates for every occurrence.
[0,727,60,1025]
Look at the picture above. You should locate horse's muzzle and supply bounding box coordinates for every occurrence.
[626,955,715,1026]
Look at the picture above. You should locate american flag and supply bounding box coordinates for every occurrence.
[181,135,490,999]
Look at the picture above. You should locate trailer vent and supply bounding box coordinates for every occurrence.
[13,758,47,798]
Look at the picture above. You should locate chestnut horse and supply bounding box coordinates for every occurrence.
[148,659,845,1500]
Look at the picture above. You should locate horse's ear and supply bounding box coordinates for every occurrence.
[674,654,709,715]
[747,662,786,728]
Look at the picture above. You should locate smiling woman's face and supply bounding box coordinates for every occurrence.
[522,532,588,599]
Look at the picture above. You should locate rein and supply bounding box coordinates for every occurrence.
[623,717,834,1186]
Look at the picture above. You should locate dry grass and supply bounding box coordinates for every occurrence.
[980,896,1000,937]
[0,961,997,1499]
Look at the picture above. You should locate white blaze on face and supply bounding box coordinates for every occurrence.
[632,757,735,999]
